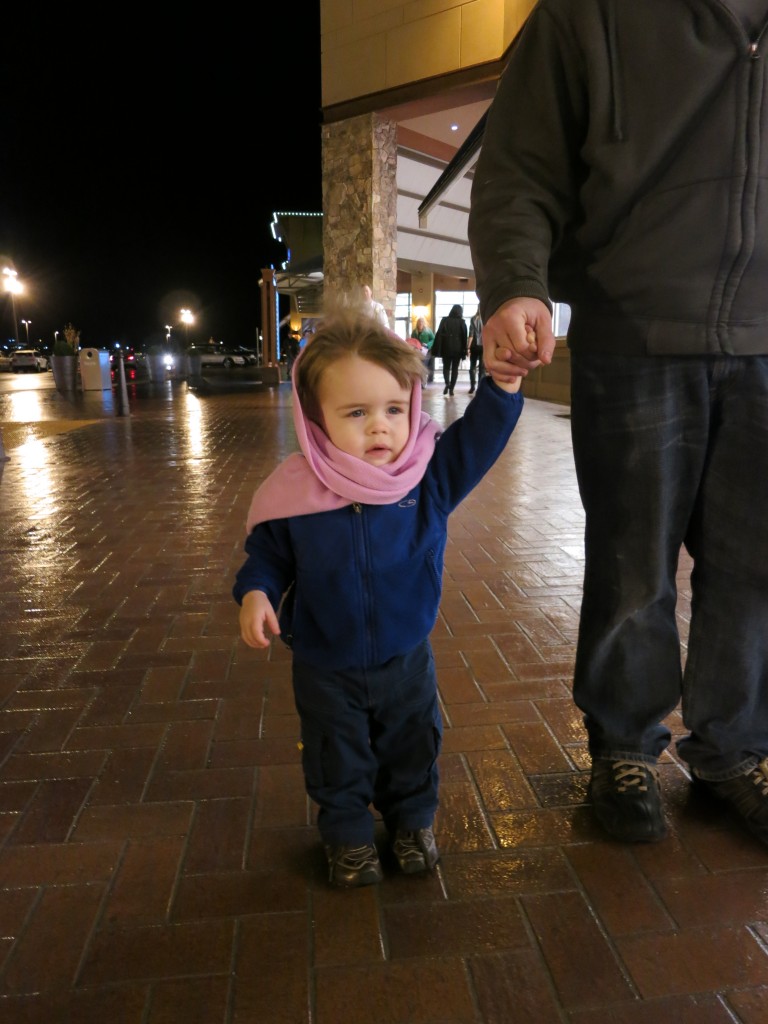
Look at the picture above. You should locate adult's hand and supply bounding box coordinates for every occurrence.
[483,298,555,381]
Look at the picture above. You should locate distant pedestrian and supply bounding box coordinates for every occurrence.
[468,307,485,395]
[361,284,390,328]
[411,315,436,382]
[433,304,467,396]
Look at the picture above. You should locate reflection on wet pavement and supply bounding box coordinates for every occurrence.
[0,374,758,1024]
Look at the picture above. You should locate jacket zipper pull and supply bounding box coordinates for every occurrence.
[352,503,362,514]
[749,41,759,59]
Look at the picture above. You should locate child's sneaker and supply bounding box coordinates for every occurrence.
[324,843,383,887]
[392,827,439,874]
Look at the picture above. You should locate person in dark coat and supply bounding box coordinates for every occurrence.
[433,304,467,396]
[469,0,768,848]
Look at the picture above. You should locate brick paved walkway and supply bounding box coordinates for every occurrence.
[0,374,766,1023]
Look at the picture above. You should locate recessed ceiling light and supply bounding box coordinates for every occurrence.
[450,123,459,131]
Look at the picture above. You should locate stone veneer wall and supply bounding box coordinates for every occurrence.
[321,113,398,323]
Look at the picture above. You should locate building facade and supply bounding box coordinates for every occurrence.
[277,1,569,401]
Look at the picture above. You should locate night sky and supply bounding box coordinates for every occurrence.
[0,13,323,353]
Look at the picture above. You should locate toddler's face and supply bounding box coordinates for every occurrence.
[317,355,412,465]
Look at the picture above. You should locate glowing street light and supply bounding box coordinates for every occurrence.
[2,268,24,345]
[21,319,31,346]
[2,267,21,292]
[165,324,172,343]
[180,308,194,349]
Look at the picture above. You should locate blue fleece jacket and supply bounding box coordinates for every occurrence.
[233,376,523,670]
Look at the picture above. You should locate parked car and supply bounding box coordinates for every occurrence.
[110,350,149,382]
[0,350,12,372]
[233,346,258,366]
[11,349,49,372]
[189,347,246,368]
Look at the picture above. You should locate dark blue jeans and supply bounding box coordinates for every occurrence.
[293,641,442,844]
[570,351,768,779]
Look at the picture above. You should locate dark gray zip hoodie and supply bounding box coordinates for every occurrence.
[468,0,768,356]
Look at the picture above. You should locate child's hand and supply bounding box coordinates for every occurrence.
[239,590,280,648]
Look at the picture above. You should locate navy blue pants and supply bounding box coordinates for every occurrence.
[292,641,442,845]
[570,351,768,779]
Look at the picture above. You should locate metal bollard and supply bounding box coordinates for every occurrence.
[116,353,131,416]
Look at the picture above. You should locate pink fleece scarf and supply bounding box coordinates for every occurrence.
[246,356,442,532]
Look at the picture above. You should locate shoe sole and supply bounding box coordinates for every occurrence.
[330,864,383,888]
[397,857,428,875]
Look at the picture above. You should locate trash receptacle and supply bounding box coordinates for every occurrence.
[79,348,112,390]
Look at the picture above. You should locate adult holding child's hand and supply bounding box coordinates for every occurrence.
[482,297,555,383]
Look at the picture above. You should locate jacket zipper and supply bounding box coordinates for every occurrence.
[716,36,762,348]
[351,503,374,662]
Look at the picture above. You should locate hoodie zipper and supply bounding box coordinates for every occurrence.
[716,31,764,348]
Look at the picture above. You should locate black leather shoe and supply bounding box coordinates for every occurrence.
[325,843,383,887]
[392,827,439,873]
[589,759,668,842]
[693,758,768,845]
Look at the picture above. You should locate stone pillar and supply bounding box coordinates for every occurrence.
[260,267,278,368]
[321,113,398,324]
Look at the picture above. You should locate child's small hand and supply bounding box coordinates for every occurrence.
[239,590,280,648]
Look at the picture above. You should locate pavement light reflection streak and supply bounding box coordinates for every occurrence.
[183,392,205,461]
[6,389,45,423]
[15,437,58,521]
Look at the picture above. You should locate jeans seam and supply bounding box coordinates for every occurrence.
[691,755,758,782]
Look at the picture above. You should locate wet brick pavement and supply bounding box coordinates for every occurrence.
[0,372,767,1023]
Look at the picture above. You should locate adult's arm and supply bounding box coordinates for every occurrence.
[468,5,585,372]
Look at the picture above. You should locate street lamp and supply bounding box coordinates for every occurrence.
[165,324,172,343]
[180,308,194,349]
[21,319,31,346]
[2,267,20,291]
[2,268,23,345]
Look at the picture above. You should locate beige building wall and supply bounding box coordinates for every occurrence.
[320,0,535,108]
[319,0,569,405]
